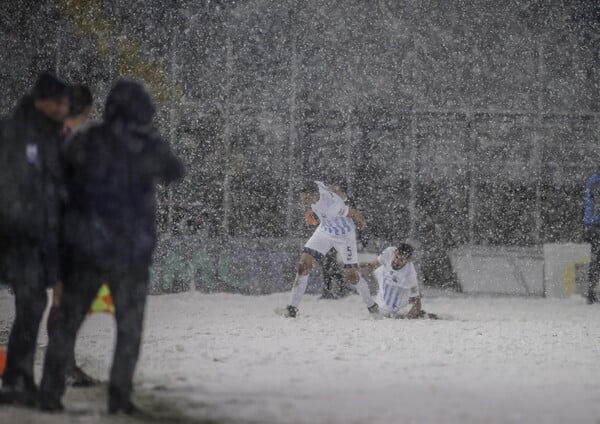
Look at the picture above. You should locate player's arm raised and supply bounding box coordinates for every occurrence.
[347,207,366,230]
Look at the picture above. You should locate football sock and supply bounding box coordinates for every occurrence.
[289,274,309,307]
[355,277,375,308]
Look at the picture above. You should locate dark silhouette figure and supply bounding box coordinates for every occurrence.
[0,72,70,406]
[583,173,600,304]
[39,79,184,413]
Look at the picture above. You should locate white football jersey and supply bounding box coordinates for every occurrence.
[375,247,420,313]
[311,181,355,236]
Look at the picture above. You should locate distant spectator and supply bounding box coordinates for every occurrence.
[583,172,600,304]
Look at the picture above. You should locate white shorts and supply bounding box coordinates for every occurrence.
[303,228,358,268]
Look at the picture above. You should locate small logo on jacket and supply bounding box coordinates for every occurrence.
[26,143,38,164]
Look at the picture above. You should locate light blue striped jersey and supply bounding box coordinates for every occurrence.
[375,247,420,313]
[311,181,355,236]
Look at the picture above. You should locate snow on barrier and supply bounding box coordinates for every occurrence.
[148,236,381,295]
[543,243,590,298]
[449,246,545,296]
[150,236,302,294]
[449,244,592,297]
[146,238,594,297]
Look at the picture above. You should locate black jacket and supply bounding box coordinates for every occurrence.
[61,80,184,270]
[0,96,65,284]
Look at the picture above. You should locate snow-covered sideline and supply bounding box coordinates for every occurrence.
[1,289,600,423]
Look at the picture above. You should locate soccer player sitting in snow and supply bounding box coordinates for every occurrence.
[284,181,378,317]
[362,243,434,319]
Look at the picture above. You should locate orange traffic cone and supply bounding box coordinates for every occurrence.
[0,345,6,378]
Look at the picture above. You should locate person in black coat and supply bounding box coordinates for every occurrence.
[0,72,70,405]
[39,79,184,413]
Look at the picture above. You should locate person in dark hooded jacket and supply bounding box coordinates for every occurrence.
[0,72,69,405]
[39,79,184,413]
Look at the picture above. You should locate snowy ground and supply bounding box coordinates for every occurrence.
[1,289,600,423]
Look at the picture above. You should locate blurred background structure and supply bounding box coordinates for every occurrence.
[1,0,599,291]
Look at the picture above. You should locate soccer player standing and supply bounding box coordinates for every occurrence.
[284,181,378,317]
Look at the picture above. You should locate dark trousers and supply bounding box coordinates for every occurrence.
[322,250,339,289]
[321,248,348,297]
[2,244,48,392]
[586,225,600,293]
[45,305,77,373]
[40,257,149,403]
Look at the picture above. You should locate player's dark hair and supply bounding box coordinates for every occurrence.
[396,242,414,258]
[333,180,348,194]
[68,84,93,117]
[31,71,68,100]
[299,180,317,194]
[325,174,348,194]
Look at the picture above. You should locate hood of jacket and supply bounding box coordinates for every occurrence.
[103,79,156,125]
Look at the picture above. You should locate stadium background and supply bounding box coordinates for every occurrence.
[1,0,599,292]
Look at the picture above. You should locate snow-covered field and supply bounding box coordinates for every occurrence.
[1,289,600,423]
